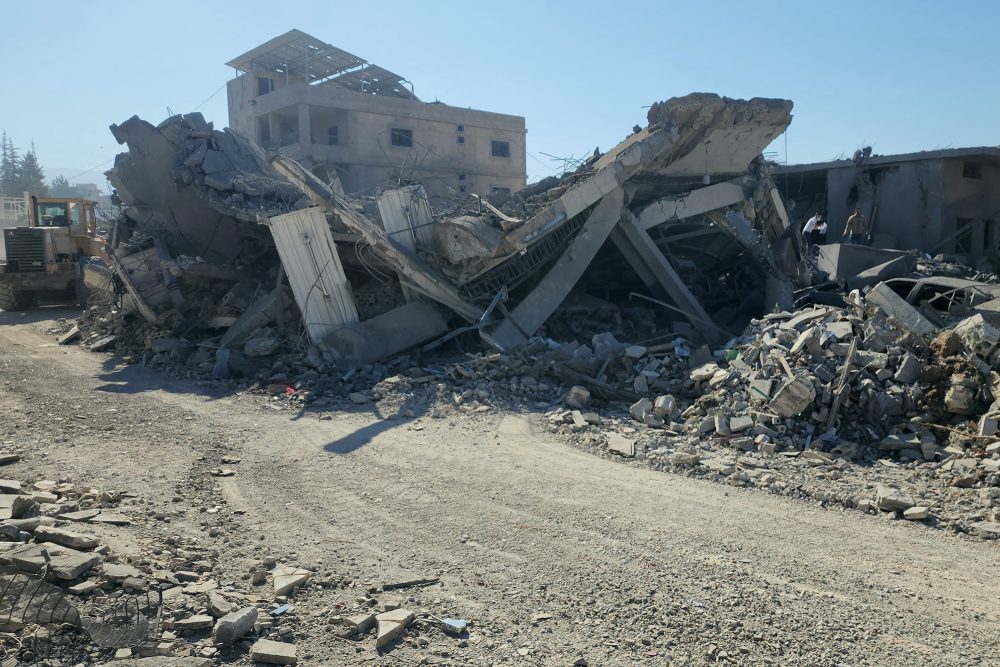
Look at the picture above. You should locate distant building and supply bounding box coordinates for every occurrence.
[774,147,1000,259]
[226,30,527,200]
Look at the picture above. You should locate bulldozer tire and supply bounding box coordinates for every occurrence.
[0,282,35,312]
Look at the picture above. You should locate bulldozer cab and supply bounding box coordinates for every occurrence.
[30,197,98,237]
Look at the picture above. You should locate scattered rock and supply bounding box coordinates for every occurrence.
[607,433,635,458]
[876,485,916,512]
[903,506,930,521]
[33,525,99,550]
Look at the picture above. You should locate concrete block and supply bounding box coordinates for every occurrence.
[607,433,635,457]
[375,608,415,650]
[212,607,257,646]
[250,639,297,665]
[32,526,98,550]
[273,565,310,597]
[953,314,1000,358]
[769,376,816,417]
[653,395,676,418]
[748,379,773,403]
[865,282,937,337]
[629,398,652,422]
[893,353,923,384]
[817,244,910,282]
[323,301,448,368]
[846,255,917,292]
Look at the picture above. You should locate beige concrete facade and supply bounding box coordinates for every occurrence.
[226,34,526,199]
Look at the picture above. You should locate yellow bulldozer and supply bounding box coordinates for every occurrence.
[0,196,108,311]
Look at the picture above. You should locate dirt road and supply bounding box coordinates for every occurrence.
[2,308,999,666]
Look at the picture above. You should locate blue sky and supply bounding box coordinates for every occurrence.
[2,1,997,190]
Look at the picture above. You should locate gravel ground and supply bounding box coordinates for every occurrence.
[2,308,1000,666]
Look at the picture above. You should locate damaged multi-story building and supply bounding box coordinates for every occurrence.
[776,146,1000,261]
[225,29,527,200]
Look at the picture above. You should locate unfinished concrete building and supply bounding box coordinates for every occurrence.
[775,147,1000,260]
[225,30,526,200]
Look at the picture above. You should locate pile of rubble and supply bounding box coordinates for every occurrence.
[72,93,802,382]
[535,280,1000,539]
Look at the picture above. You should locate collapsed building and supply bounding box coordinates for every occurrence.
[59,93,1000,541]
[84,93,801,377]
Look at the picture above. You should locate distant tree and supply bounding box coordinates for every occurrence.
[12,142,47,196]
[49,175,79,197]
[0,132,19,196]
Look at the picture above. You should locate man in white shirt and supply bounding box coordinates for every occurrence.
[802,213,824,248]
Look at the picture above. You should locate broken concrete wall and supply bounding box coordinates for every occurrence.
[825,160,944,249]
[107,113,308,264]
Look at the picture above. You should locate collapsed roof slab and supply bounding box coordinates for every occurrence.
[643,93,792,181]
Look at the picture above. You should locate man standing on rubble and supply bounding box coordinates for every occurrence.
[802,212,824,249]
[844,206,868,245]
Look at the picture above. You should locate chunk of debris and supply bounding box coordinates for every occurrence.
[865,282,936,337]
[250,638,297,665]
[32,525,99,550]
[211,606,258,646]
[875,485,916,512]
[607,433,636,458]
[770,376,816,417]
[375,608,415,650]
[273,565,310,596]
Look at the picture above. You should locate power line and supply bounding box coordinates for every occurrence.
[64,158,116,183]
[193,81,228,112]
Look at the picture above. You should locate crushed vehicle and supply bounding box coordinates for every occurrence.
[882,276,1000,313]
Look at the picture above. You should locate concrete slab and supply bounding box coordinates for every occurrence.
[817,244,910,283]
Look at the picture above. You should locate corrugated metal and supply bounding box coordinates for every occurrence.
[267,208,359,344]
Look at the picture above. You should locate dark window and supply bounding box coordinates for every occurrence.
[459,185,466,193]
[257,77,274,96]
[390,128,413,147]
[457,125,464,132]
[36,202,69,227]
[491,186,511,195]
[457,136,465,144]
[327,126,339,145]
[491,140,510,158]
[956,217,973,255]
[963,162,982,179]
[458,174,465,181]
